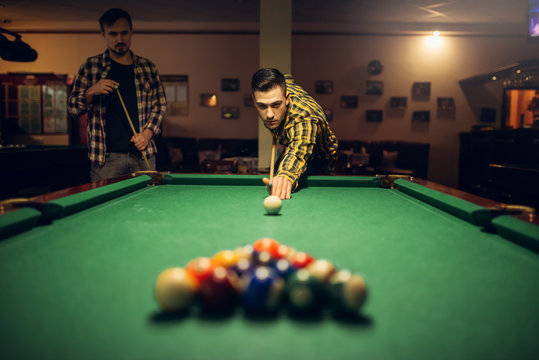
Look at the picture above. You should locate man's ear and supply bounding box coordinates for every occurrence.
[285,91,290,106]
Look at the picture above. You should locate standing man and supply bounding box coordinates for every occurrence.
[251,68,338,200]
[68,8,167,182]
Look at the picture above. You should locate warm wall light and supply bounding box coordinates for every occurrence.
[425,30,443,50]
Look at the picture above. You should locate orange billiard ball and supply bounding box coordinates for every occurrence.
[185,257,216,284]
[253,238,280,258]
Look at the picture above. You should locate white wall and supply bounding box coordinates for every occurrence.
[1,29,538,186]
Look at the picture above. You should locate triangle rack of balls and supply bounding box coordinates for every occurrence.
[155,238,367,316]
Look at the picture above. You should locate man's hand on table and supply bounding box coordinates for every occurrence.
[263,176,292,200]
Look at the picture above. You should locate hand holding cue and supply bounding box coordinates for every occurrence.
[114,86,152,171]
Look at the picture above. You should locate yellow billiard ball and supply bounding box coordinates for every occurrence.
[155,267,198,312]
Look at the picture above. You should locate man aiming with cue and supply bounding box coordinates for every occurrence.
[68,8,167,182]
[251,68,338,200]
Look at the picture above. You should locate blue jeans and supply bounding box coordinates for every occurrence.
[90,152,156,182]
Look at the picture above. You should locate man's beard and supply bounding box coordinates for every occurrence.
[109,44,129,56]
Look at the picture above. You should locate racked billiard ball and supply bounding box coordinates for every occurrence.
[212,250,240,268]
[252,250,274,267]
[199,266,239,313]
[286,268,325,314]
[328,270,368,315]
[276,244,296,260]
[253,237,280,258]
[155,267,198,313]
[272,258,296,279]
[263,195,282,215]
[234,244,254,261]
[242,266,285,314]
[291,251,314,268]
[185,257,216,284]
[306,259,337,283]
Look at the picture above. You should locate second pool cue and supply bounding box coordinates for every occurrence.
[115,87,152,171]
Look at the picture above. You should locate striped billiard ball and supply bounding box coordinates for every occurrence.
[328,270,368,315]
[286,268,325,314]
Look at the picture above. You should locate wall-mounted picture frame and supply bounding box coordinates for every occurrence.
[221,78,239,92]
[437,97,455,111]
[390,96,407,109]
[315,80,334,94]
[200,93,218,107]
[366,110,383,122]
[340,95,358,109]
[324,108,333,122]
[412,111,430,122]
[244,94,254,107]
[162,74,189,116]
[366,80,383,95]
[412,82,431,100]
[221,106,240,119]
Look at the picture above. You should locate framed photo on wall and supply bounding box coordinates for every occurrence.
[437,97,455,111]
[315,80,334,94]
[200,93,218,107]
[221,78,239,92]
[221,106,240,119]
[390,97,407,109]
[366,110,383,122]
[412,111,430,122]
[244,94,254,107]
[340,96,358,109]
[412,82,431,100]
[366,80,383,95]
[161,74,189,116]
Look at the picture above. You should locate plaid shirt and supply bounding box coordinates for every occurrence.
[68,50,167,165]
[272,75,338,186]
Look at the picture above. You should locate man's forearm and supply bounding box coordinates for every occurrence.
[84,88,95,105]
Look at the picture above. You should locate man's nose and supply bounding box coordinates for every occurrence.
[267,108,274,119]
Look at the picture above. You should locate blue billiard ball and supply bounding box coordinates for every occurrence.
[242,266,285,314]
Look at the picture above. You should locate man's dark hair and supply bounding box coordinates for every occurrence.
[251,68,286,94]
[99,8,132,32]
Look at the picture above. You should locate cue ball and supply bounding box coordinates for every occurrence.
[264,195,282,215]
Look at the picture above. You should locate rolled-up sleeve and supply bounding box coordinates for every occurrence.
[68,63,92,117]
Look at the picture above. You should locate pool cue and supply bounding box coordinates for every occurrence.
[114,87,152,171]
[269,136,276,186]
